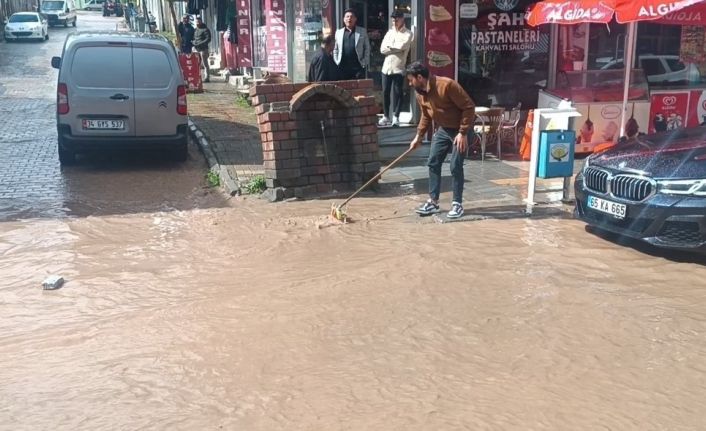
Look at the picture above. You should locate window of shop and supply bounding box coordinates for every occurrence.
[291,0,335,83]
[457,0,550,110]
[252,0,267,68]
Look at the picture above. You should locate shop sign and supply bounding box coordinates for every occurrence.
[459,3,478,19]
[236,0,253,68]
[425,0,456,78]
[470,12,541,52]
[648,92,690,133]
[265,0,287,73]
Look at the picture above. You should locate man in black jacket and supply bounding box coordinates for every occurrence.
[307,35,340,82]
[177,15,195,53]
[193,16,212,82]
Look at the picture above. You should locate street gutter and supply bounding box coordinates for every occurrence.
[188,119,241,196]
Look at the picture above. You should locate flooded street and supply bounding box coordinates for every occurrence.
[2,195,706,430]
[3,9,706,431]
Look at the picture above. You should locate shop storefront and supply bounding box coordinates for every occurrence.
[535,2,706,154]
[456,0,551,110]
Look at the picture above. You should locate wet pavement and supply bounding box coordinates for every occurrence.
[0,11,224,221]
[3,11,706,431]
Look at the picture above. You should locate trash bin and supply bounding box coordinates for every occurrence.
[537,130,576,179]
[136,15,145,32]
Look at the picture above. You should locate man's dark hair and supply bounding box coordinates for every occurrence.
[322,35,335,46]
[343,8,357,18]
[405,61,430,79]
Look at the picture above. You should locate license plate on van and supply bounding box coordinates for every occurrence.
[83,119,124,130]
[587,195,627,219]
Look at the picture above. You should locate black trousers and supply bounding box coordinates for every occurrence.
[382,73,404,119]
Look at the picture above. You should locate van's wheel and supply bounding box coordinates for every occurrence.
[45,32,49,41]
[72,18,76,27]
[58,140,76,165]
[173,140,188,162]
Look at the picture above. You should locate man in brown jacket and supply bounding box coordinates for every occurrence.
[407,61,475,219]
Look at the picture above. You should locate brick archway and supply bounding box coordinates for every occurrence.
[289,83,358,117]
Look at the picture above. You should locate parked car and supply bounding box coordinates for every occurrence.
[600,55,701,85]
[83,0,107,11]
[3,12,49,42]
[51,32,189,164]
[574,127,706,253]
[40,0,77,27]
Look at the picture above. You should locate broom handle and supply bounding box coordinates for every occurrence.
[338,146,415,208]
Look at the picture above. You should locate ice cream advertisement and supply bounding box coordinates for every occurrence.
[570,102,650,153]
[425,0,456,78]
[648,91,689,133]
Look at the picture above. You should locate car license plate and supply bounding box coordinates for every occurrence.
[587,195,626,219]
[82,119,124,130]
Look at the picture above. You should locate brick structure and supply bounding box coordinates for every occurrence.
[250,80,381,199]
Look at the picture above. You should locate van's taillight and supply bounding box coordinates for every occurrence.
[177,85,187,115]
[57,83,69,115]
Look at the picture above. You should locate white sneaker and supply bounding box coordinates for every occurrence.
[447,201,464,219]
[391,117,400,127]
[378,116,390,126]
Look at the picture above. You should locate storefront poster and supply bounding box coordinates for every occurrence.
[265,0,287,73]
[648,92,690,133]
[237,0,253,68]
[687,90,706,127]
[425,0,456,78]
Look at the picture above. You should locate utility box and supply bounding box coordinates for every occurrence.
[537,130,576,179]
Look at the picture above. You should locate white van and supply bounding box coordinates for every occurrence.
[41,0,77,27]
[51,32,189,164]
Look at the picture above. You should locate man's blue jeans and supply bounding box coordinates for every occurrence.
[427,127,465,203]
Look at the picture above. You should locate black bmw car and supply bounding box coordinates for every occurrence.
[575,127,706,253]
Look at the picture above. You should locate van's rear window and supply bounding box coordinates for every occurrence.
[133,48,173,89]
[71,46,132,88]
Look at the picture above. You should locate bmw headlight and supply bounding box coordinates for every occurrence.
[657,179,706,196]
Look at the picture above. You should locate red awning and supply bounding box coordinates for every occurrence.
[655,1,706,25]
[527,0,706,26]
[614,0,706,23]
[526,0,616,26]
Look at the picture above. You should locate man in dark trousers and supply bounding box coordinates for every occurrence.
[177,14,195,54]
[333,8,370,80]
[193,16,212,82]
[307,35,340,82]
[406,61,476,219]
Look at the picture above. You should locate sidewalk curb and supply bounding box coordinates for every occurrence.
[188,119,241,196]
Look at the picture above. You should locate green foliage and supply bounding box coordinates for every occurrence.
[235,93,251,108]
[206,170,221,188]
[244,175,266,194]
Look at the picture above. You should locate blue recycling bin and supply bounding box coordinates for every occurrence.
[537,130,576,179]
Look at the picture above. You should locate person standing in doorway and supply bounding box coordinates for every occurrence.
[193,16,212,82]
[379,10,412,127]
[406,61,475,219]
[333,8,370,80]
[308,35,340,82]
[177,14,195,54]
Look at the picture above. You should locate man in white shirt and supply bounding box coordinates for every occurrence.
[379,10,413,127]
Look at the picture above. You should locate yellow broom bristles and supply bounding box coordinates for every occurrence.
[330,204,347,222]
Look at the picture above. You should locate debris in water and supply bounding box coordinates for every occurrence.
[42,275,65,290]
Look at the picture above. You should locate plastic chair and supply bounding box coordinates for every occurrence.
[475,107,505,161]
[500,102,522,151]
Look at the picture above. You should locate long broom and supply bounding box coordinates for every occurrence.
[330,146,415,222]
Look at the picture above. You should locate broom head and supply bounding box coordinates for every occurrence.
[330,203,347,222]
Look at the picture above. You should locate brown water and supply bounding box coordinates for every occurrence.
[2,195,706,430]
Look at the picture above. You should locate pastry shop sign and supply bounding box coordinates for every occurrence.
[470,12,542,52]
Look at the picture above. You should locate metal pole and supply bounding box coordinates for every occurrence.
[526,109,543,215]
[619,22,636,138]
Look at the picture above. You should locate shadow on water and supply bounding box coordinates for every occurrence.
[586,226,706,265]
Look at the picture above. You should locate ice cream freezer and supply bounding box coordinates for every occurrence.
[538,69,651,154]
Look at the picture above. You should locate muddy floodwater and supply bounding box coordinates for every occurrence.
[2,194,706,430]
